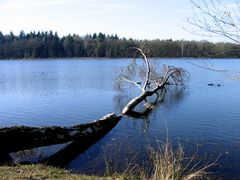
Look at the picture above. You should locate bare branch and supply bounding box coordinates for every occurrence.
[186,0,240,80]
[121,76,143,91]
[116,48,188,116]
[186,60,228,72]
[188,0,240,44]
[128,47,151,92]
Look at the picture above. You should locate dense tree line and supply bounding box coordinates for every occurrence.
[0,30,240,59]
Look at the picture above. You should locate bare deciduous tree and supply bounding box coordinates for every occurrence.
[115,48,188,116]
[188,0,240,44]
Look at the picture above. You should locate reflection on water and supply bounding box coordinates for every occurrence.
[0,59,240,178]
[10,142,71,163]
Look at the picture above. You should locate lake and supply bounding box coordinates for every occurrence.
[0,58,240,179]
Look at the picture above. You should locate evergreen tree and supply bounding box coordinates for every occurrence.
[0,30,239,59]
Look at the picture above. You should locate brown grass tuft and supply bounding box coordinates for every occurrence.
[114,141,216,180]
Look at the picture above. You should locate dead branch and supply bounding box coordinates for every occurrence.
[115,48,188,116]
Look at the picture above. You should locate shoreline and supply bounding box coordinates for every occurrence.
[0,56,239,61]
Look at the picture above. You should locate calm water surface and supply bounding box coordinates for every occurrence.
[0,58,240,179]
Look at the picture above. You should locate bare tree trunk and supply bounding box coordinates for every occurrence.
[122,91,154,115]
[122,89,166,118]
[0,113,121,164]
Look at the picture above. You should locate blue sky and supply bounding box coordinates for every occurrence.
[0,0,234,41]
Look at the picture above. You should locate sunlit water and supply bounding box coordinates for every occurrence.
[0,58,240,179]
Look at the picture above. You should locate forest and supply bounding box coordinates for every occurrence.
[0,30,240,59]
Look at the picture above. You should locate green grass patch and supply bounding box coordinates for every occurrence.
[0,164,109,180]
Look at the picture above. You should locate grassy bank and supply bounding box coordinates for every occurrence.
[0,142,215,180]
[0,164,108,180]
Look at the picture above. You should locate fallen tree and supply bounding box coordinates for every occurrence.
[0,48,188,165]
[115,48,188,117]
[0,113,121,164]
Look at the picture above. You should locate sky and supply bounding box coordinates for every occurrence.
[0,0,235,41]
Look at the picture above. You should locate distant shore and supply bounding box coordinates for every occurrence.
[1,31,240,59]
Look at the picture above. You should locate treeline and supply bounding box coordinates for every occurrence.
[0,30,240,59]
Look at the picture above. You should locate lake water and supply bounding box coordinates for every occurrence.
[0,58,240,179]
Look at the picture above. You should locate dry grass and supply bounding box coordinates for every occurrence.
[114,141,216,180]
[0,142,216,180]
[147,142,214,180]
